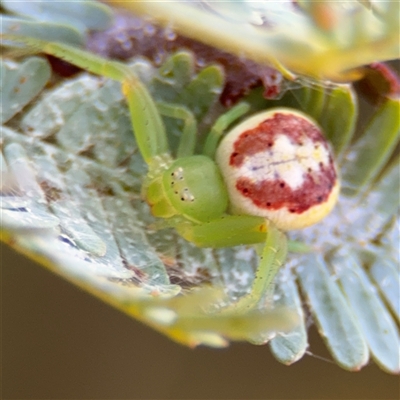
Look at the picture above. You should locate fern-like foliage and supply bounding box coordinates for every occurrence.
[1,0,399,373]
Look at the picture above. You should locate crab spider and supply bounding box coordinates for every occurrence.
[3,36,339,313]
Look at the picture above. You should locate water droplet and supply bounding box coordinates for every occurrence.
[144,23,156,36]
[115,31,128,43]
[164,28,177,41]
[121,40,133,51]
[196,58,206,68]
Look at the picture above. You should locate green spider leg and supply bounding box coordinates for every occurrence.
[176,216,288,313]
[2,35,169,165]
[232,221,287,313]
[157,101,250,159]
[203,102,250,158]
[156,102,197,158]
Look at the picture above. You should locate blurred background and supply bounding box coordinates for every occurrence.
[2,243,398,399]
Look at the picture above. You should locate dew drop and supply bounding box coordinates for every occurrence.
[144,23,156,36]
[164,28,177,41]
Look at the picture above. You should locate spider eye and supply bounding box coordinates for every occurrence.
[216,108,340,231]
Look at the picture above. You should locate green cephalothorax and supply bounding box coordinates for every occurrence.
[163,156,229,223]
[146,156,229,222]
[2,34,339,315]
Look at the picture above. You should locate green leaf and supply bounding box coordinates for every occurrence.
[369,256,400,322]
[119,0,400,81]
[2,0,113,33]
[357,160,400,237]
[0,57,51,124]
[296,254,369,371]
[320,85,358,156]
[342,98,400,195]
[331,248,400,374]
[2,139,60,230]
[0,16,84,46]
[269,268,308,365]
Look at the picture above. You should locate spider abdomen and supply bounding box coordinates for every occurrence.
[216,108,340,231]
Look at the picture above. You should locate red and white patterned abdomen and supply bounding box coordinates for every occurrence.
[216,108,340,231]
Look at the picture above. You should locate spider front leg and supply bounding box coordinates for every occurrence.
[2,35,169,164]
[203,102,250,158]
[175,216,287,313]
[156,102,197,158]
[156,101,250,159]
[245,224,287,313]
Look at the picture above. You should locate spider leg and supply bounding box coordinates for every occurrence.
[1,35,169,164]
[175,214,268,247]
[252,225,287,304]
[174,216,287,311]
[203,102,250,158]
[221,221,288,314]
[156,102,197,158]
